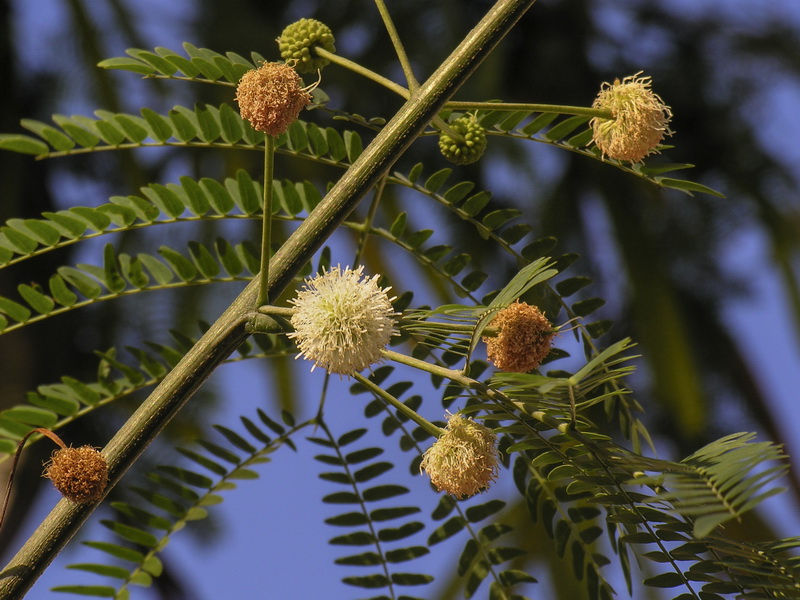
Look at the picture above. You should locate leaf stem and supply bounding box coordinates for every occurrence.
[313,46,410,99]
[374,0,420,91]
[353,372,444,439]
[257,135,275,307]
[354,174,388,264]
[446,100,613,120]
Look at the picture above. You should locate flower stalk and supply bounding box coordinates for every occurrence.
[446,101,613,120]
[353,372,444,439]
[258,135,276,307]
[313,47,411,99]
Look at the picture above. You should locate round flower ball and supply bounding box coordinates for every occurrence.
[590,72,673,162]
[420,413,499,498]
[277,18,336,74]
[235,62,311,136]
[288,265,399,375]
[438,116,487,165]
[44,445,108,503]
[483,301,555,373]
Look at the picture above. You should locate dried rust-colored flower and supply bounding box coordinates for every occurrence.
[288,265,399,376]
[590,72,673,162]
[483,301,555,373]
[235,62,311,136]
[44,445,108,503]
[420,413,499,499]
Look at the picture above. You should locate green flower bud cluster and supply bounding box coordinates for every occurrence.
[278,18,336,74]
[438,116,487,165]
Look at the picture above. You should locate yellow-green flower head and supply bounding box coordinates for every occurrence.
[44,445,108,503]
[288,265,399,375]
[420,413,499,498]
[483,301,555,373]
[278,18,336,74]
[235,62,311,136]
[590,72,673,162]
[438,115,487,165]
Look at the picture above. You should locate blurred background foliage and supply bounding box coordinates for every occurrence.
[0,0,799,598]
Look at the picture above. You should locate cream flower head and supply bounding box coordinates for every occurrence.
[590,72,673,162]
[420,413,499,498]
[288,265,399,375]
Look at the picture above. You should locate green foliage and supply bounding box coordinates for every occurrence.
[622,432,788,538]
[98,43,263,85]
[0,329,291,457]
[311,424,434,597]
[0,11,793,600]
[472,110,724,198]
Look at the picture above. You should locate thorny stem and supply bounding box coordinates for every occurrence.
[257,135,276,307]
[0,1,536,596]
[353,372,445,439]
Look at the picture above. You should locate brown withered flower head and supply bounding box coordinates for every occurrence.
[235,62,311,137]
[590,72,673,162]
[420,413,499,499]
[44,445,108,503]
[483,301,555,373]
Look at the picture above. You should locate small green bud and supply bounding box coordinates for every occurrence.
[438,116,487,165]
[277,18,336,74]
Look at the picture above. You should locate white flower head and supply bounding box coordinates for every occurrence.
[288,265,399,375]
[590,72,673,162]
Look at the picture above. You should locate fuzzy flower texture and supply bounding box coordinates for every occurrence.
[235,62,310,137]
[590,72,673,163]
[483,301,555,373]
[288,265,399,376]
[420,413,499,498]
[44,445,108,503]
